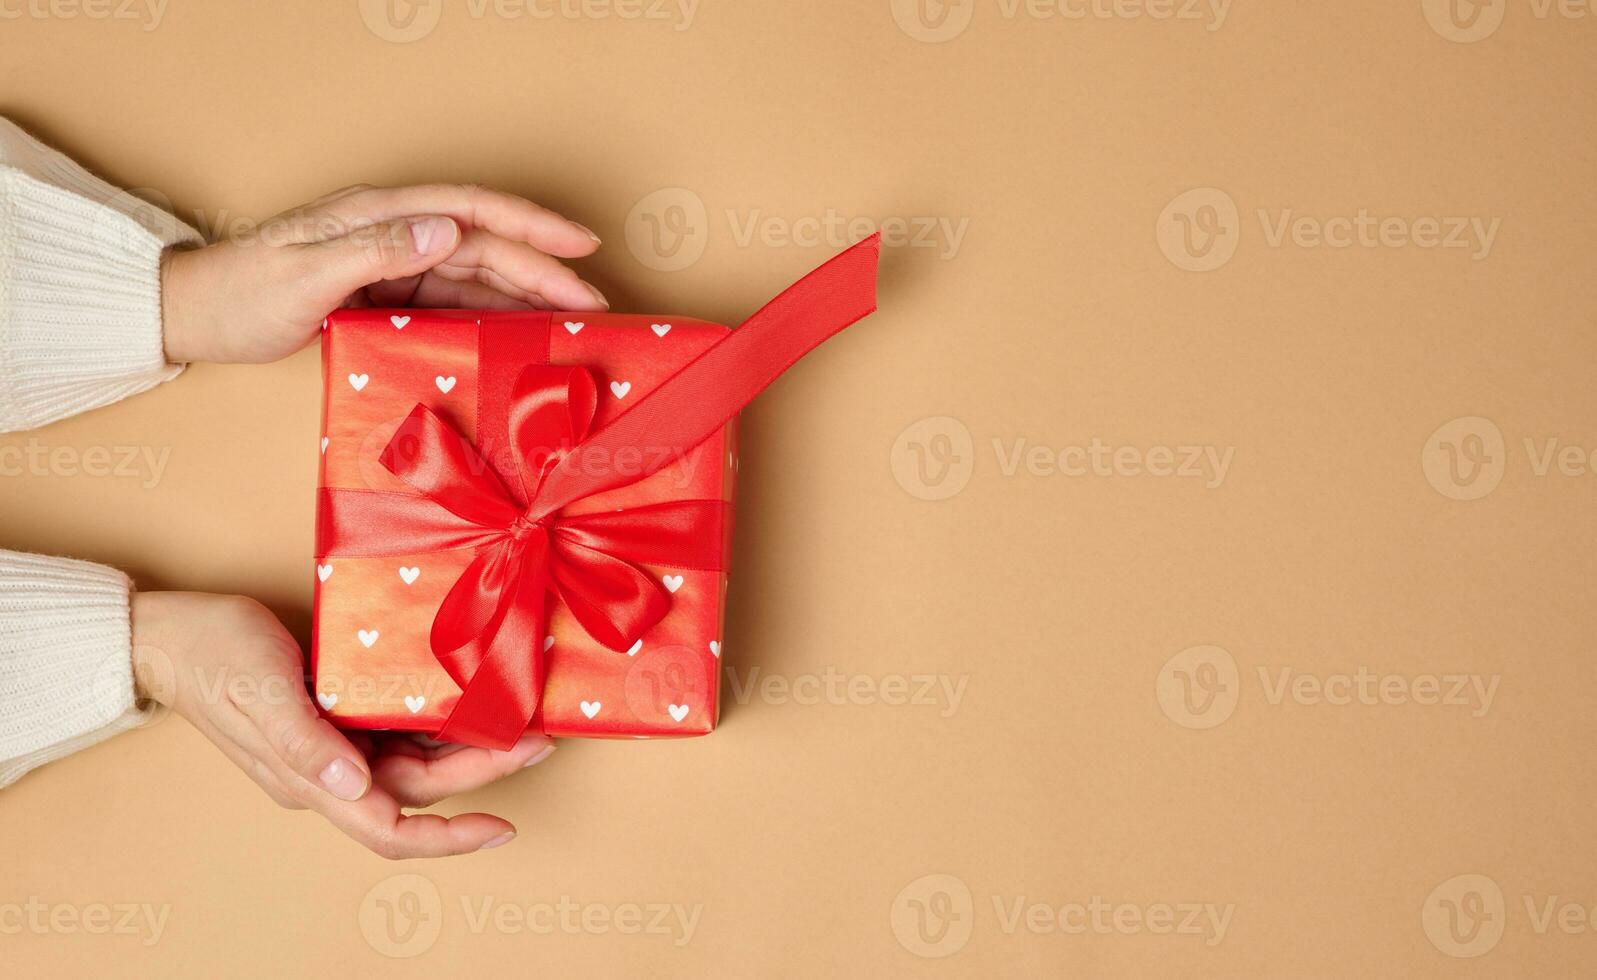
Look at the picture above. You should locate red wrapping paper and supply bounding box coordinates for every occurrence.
[313,312,734,738]
[309,236,879,744]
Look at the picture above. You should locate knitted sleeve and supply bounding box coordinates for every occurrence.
[0,115,202,432]
[0,117,200,785]
[0,551,151,788]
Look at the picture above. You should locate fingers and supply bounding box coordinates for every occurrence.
[371,734,556,808]
[314,783,516,859]
[218,709,514,858]
[300,215,462,302]
[432,229,608,310]
[409,277,546,311]
[229,674,374,804]
[311,183,600,259]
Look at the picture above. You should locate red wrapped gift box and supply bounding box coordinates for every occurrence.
[311,236,879,748]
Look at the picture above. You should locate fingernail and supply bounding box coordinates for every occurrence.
[585,282,609,309]
[480,831,516,851]
[318,757,369,801]
[572,222,601,245]
[522,743,557,769]
[409,216,455,256]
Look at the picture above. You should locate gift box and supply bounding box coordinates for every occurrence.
[311,236,879,748]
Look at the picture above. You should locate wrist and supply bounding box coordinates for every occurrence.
[159,246,210,364]
[130,591,183,705]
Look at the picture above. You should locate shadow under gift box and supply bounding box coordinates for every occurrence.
[313,311,736,739]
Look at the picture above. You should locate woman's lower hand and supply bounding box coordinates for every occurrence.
[130,591,555,859]
[159,183,608,365]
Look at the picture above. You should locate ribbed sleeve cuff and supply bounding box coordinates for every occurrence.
[0,550,152,788]
[0,118,202,432]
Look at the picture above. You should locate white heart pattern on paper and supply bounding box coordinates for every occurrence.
[435,376,457,394]
[668,704,690,722]
[398,566,420,585]
[321,437,329,455]
[609,381,632,399]
[661,574,683,593]
[580,700,602,719]
[357,629,380,648]
[316,692,338,711]
[651,323,672,337]
[564,321,584,335]
[709,640,721,658]
[316,564,333,583]
[390,315,411,329]
[348,373,370,392]
[404,695,426,714]
[627,639,643,657]
[543,635,555,652]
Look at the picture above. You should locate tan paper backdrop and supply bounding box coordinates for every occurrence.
[2,0,1594,975]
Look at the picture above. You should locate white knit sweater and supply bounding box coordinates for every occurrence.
[0,117,201,787]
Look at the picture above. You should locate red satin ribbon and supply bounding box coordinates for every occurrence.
[318,234,880,748]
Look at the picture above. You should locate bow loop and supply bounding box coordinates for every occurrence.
[507,365,598,504]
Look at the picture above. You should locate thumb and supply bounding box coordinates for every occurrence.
[307,214,459,296]
[243,694,374,803]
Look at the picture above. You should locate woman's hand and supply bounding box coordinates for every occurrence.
[130,591,554,859]
[159,183,608,364]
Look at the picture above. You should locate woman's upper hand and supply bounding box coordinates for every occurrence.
[158,183,608,365]
[130,590,555,859]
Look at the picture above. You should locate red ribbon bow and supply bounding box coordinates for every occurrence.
[319,234,880,749]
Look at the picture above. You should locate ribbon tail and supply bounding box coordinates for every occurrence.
[434,535,551,750]
[524,234,880,521]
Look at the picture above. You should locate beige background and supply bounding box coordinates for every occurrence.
[3,0,1595,975]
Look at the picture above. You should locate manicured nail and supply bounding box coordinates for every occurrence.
[572,222,601,245]
[409,216,455,255]
[522,743,557,769]
[318,757,369,801]
[585,282,609,309]
[480,831,516,850]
